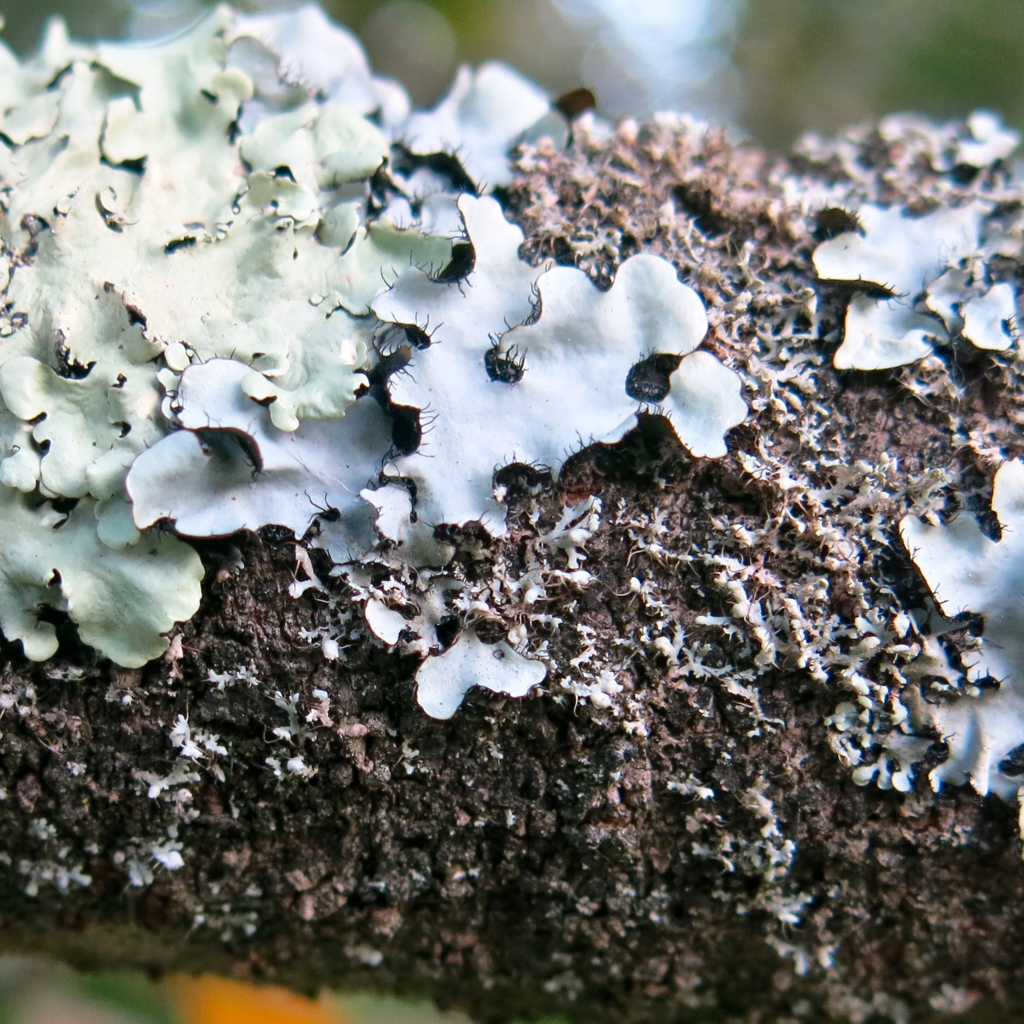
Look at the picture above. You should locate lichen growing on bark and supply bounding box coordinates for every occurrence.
[812,201,1019,369]
[0,6,453,664]
[0,5,746,729]
[6,8,1024,1024]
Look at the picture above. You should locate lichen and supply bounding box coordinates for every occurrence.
[898,459,1024,802]
[126,358,391,560]
[373,196,745,537]
[401,62,556,189]
[0,5,459,664]
[414,631,547,720]
[8,0,1024,878]
[15,70,1024,1015]
[0,3,603,709]
[0,487,202,666]
[812,201,1020,370]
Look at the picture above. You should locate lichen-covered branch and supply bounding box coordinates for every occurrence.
[4,8,1024,1024]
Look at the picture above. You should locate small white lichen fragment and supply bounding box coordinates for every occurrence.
[961,282,1018,351]
[955,110,1020,168]
[900,460,1024,800]
[415,631,547,719]
[542,496,602,569]
[833,295,943,371]
[662,350,748,458]
[364,599,408,646]
[851,733,934,793]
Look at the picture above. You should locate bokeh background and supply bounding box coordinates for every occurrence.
[1,0,1023,149]
[0,960,483,1024]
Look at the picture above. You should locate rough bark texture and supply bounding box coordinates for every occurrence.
[3,114,1024,1024]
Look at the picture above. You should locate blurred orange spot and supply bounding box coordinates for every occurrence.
[166,975,352,1024]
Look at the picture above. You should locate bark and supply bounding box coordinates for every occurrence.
[2,113,1024,1024]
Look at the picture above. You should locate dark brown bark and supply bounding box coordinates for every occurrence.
[2,115,1024,1024]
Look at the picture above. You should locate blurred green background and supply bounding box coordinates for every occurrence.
[1,0,1022,150]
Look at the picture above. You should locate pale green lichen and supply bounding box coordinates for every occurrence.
[0,5,451,663]
[0,351,164,500]
[0,488,202,666]
[240,101,390,196]
[128,358,390,559]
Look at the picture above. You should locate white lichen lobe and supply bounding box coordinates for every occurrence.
[415,632,547,720]
[127,358,391,561]
[374,198,745,536]
[900,460,1024,801]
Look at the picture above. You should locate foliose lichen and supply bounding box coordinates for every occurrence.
[0,4,470,668]
[0,4,749,721]
[898,459,1024,801]
[813,202,1020,370]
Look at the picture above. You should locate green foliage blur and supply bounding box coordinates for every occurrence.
[0,962,176,1024]
[0,0,1020,148]
[733,0,1024,147]
[2,0,1024,148]
[0,959,570,1024]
